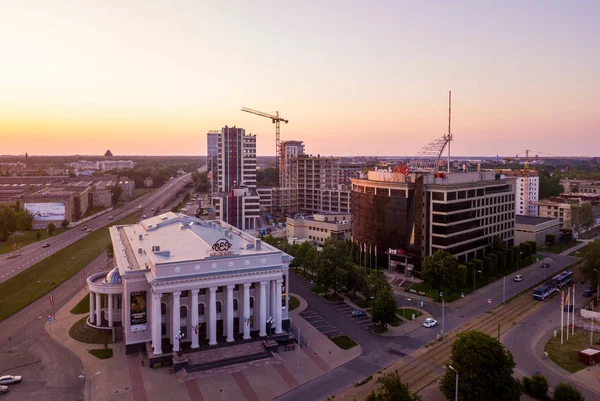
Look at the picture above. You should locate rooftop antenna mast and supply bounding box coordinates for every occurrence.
[447,91,452,173]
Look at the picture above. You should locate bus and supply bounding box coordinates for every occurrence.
[551,270,573,289]
[533,283,553,300]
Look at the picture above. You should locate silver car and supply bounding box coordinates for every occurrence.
[0,385,8,394]
[0,375,21,385]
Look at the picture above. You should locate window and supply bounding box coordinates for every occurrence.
[198,304,205,316]
[181,290,189,298]
[161,303,167,315]
[216,301,222,313]
[233,299,239,311]
[250,297,255,308]
[180,305,187,318]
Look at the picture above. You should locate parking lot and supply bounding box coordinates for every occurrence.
[291,272,377,336]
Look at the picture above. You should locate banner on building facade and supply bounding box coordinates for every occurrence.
[130,291,147,332]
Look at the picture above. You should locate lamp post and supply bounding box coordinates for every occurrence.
[448,365,458,401]
[79,371,101,401]
[175,330,185,355]
[473,269,482,293]
[267,316,275,338]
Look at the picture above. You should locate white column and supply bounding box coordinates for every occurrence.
[95,293,101,326]
[243,283,251,340]
[226,285,234,342]
[172,291,181,352]
[271,281,277,327]
[108,294,114,327]
[276,279,283,334]
[209,287,217,346]
[191,289,199,349]
[89,291,95,324]
[152,292,163,355]
[259,281,267,337]
[285,273,289,311]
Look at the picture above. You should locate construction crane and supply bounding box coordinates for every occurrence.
[514,149,557,170]
[241,107,289,218]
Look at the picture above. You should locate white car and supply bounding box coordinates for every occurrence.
[423,318,438,328]
[0,385,8,394]
[513,274,524,282]
[0,375,22,385]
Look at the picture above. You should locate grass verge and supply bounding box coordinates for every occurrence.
[89,349,113,359]
[310,285,327,294]
[330,335,358,350]
[289,295,300,312]
[388,316,404,327]
[397,308,422,320]
[322,293,344,303]
[70,293,107,314]
[0,212,140,321]
[542,241,581,255]
[0,228,67,255]
[69,316,114,344]
[545,327,598,373]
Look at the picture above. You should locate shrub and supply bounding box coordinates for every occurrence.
[529,374,549,399]
[506,248,514,268]
[489,253,498,273]
[483,255,494,276]
[545,234,556,246]
[496,250,507,271]
[552,382,584,401]
[526,241,537,254]
[472,259,483,275]
[465,261,475,284]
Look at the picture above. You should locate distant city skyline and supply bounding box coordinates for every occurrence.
[1,1,598,157]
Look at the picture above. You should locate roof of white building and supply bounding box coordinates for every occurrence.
[111,212,289,272]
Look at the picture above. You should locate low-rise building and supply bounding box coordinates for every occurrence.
[22,184,91,226]
[560,179,600,195]
[536,198,574,228]
[212,187,260,230]
[144,177,154,188]
[514,215,561,246]
[286,213,351,246]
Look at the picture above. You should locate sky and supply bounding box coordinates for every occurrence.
[0,0,598,157]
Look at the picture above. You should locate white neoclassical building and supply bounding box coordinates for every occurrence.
[87,212,292,355]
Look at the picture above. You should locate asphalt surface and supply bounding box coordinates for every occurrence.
[0,172,193,284]
[504,280,600,400]
[277,254,581,401]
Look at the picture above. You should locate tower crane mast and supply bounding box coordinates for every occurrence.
[241,107,289,218]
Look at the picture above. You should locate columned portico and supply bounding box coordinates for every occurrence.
[191,289,199,348]
[208,287,217,345]
[243,283,251,340]
[275,279,283,334]
[152,292,162,355]
[259,281,267,337]
[172,291,181,352]
[270,280,277,330]
[89,291,95,324]
[226,285,234,342]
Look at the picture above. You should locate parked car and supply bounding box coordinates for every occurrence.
[513,274,524,282]
[0,375,21,385]
[583,289,593,297]
[352,310,367,318]
[107,216,113,220]
[423,318,438,328]
[86,228,92,233]
[0,385,8,394]
[142,215,147,218]
[41,243,50,248]
[540,262,550,268]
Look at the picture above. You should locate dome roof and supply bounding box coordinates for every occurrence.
[104,267,122,284]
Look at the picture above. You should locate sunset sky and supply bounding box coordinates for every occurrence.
[0,1,598,157]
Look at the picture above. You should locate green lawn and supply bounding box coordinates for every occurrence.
[545,327,599,373]
[388,316,404,327]
[542,241,581,255]
[69,316,114,344]
[569,239,599,257]
[0,228,67,255]
[135,188,155,200]
[397,308,422,320]
[83,206,107,218]
[0,212,140,321]
[330,335,358,350]
[289,295,300,311]
[89,349,113,359]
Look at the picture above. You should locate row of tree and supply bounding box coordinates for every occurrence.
[191,171,209,193]
[0,205,33,242]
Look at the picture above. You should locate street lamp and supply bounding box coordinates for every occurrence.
[175,330,185,355]
[473,269,483,293]
[79,371,101,401]
[448,365,458,401]
[267,316,275,337]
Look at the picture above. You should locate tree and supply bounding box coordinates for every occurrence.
[61,219,69,229]
[106,242,114,259]
[366,370,421,401]
[256,167,278,187]
[16,210,33,231]
[317,238,351,294]
[46,222,56,236]
[439,331,521,401]
[552,383,584,401]
[580,238,600,289]
[421,250,463,294]
[110,184,124,206]
[571,202,594,234]
[522,373,549,399]
[36,231,42,241]
[303,247,319,280]
[363,272,389,300]
[371,288,397,328]
[546,233,556,246]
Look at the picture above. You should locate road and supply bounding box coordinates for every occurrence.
[277,254,580,401]
[0,252,111,401]
[504,280,600,400]
[0,172,194,284]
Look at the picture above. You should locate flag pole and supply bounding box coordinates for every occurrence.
[572,284,576,335]
[566,287,570,341]
[561,290,564,345]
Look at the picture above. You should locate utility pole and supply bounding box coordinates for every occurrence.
[503,276,506,304]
